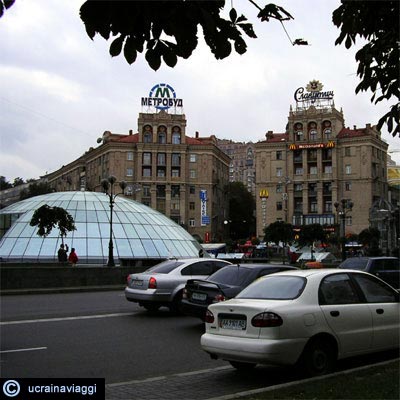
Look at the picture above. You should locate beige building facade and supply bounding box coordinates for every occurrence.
[255,80,389,239]
[46,110,230,243]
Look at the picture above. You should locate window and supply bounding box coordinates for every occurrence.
[142,185,151,197]
[323,128,332,138]
[276,167,283,177]
[127,152,133,161]
[143,126,152,143]
[294,183,303,192]
[172,127,181,144]
[126,168,133,177]
[189,185,195,195]
[324,201,332,213]
[143,152,152,165]
[309,166,318,175]
[345,164,352,175]
[171,168,180,178]
[276,184,283,193]
[142,167,151,177]
[157,168,165,177]
[319,274,360,305]
[276,151,282,160]
[190,170,196,179]
[309,200,318,213]
[324,165,332,174]
[295,167,303,175]
[157,153,166,165]
[353,274,397,303]
[308,149,317,160]
[171,153,181,166]
[190,154,197,162]
[345,182,352,191]
[189,219,195,227]
[346,216,352,226]
[345,147,351,157]
[171,199,180,211]
[189,202,195,210]
[156,185,166,198]
[157,126,167,144]
[171,185,180,198]
[276,201,283,211]
[309,129,317,141]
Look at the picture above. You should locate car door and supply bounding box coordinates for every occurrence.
[351,273,400,350]
[319,273,373,356]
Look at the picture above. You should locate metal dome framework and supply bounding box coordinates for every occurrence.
[0,191,202,263]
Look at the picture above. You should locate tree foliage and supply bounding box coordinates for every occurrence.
[0,176,12,190]
[79,0,294,71]
[225,182,255,240]
[333,0,399,137]
[20,181,52,200]
[30,205,76,242]
[297,224,326,247]
[263,221,293,245]
[0,0,14,18]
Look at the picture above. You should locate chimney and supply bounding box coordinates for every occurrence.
[266,131,274,140]
[353,125,357,130]
[366,123,371,129]
[195,131,199,138]
[129,129,133,135]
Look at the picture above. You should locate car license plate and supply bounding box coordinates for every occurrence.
[220,318,246,330]
[132,280,143,287]
[192,292,207,301]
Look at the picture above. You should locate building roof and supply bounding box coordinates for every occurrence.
[0,191,202,263]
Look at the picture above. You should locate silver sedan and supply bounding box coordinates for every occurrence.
[125,258,232,312]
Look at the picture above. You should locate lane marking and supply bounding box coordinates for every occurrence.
[1,312,137,325]
[0,347,47,354]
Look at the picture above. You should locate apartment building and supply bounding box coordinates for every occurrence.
[45,110,230,243]
[255,80,389,239]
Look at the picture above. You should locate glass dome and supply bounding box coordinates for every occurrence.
[0,191,202,263]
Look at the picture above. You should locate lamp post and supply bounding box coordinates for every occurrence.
[101,176,127,267]
[334,198,353,261]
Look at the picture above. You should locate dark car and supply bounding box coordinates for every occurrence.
[180,264,298,320]
[338,257,399,289]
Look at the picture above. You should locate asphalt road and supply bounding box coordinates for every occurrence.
[1,291,398,400]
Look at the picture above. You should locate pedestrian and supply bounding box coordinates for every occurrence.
[68,247,78,266]
[57,243,69,264]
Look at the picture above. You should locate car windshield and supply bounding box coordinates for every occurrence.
[145,260,185,274]
[236,276,306,300]
[207,266,253,286]
[339,258,369,270]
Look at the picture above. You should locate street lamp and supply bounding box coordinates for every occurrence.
[101,176,127,267]
[334,198,353,261]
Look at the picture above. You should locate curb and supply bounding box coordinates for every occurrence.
[0,285,124,295]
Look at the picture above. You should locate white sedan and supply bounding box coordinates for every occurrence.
[201,269,399,376]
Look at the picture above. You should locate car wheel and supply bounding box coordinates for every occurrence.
[142,303,160,312]
[299,338,336,376]
[169,291,183,314]
[229,361,256,371]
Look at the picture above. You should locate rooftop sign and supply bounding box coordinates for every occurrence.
[294,80,334,104]
[141,83,183,110]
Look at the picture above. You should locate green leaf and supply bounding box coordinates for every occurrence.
[163,50,178,68]
[234,36,247,55]
[229,8,237,23]
[124,37,137,65]
[109,35,125,57]
[238,23,257,39]
[145,49,161,71]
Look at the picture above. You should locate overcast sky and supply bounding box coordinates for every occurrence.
[1,0,399,182]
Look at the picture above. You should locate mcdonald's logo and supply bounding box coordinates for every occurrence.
[326,141,335,148]
[259,189,269,198]
[289,144,297,150]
